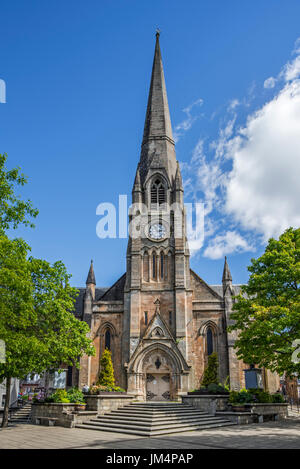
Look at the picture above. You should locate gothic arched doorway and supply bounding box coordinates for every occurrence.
[127,341,190,401]
[141,346,181,401]
[145,354,171,401]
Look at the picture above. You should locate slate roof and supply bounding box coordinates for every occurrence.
[99,274,126,301]
[73,287,109,319]
[73,281,245,320]
[210,285,245,297]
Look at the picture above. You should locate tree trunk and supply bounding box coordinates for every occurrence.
[1,376,11,428]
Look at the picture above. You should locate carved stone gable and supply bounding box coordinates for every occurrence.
[143,305,173,341]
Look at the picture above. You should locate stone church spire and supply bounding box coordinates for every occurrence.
[222,256,232,283]
[222,256,232,296]
[142,31,174,146]
[139,32,177,185]
[86,260,96,286]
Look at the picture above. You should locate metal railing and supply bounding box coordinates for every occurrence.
[287,397,300,413]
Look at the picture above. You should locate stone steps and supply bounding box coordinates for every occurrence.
[89,415,226,428]
[76,402,236,436]
[8,403,32,424]
[108,409,205,417]
[99,412,209,423]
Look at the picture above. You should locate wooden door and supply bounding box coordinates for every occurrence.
[146,374,170,401]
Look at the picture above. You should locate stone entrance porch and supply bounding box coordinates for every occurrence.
[127,343,190,401]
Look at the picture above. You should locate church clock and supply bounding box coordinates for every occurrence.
[148,223,166,240]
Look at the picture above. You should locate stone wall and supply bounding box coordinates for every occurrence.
[31,403,79,428]
[85,394,136,414]
[181,395,229,415]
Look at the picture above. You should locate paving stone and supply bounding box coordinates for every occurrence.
[0,418,300,449]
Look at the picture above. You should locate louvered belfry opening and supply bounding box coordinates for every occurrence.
[151,179,165,206]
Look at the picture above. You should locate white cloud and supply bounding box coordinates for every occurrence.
[225,78,300,240]
[184,37,300,259]
[227,99,240,110]
[203,231,253,260]
[173,98,203,142]
[282,55,300,81]
[264,76,276,89]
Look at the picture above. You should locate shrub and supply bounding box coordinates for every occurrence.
[229,388,285,405]
[97,349,115,387]
[207,383,228,394]
[89,384,125,394]
[272,393,285,403]
[229,389,254,405]
[67,387,85,404]
[47,389,70,403]
[224,375,230,392]
[201,352,219,388]
[248,389,272,403]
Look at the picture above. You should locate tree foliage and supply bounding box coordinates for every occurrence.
[97,349,115,387]
[0,236,94,387]
[201,352,219,387]
[0,155,94,426]
[0,153,38,231]
[229,227,300,376]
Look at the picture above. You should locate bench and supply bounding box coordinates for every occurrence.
[37,417,58,426]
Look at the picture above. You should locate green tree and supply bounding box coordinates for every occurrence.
[229,227,300,377]
[97,349,115,387]
[28,257,94,372]
[0,155,95,427]
[0,241,95,427]
[201,352,219,387]
[0,236,39,427]
[0,153,38,232]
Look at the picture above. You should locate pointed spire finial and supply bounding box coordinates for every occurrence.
[222,256,232,283]
[86,259,96,285]
[133,164,141,191]
[175,161,183,190]
[141,31,174,147]
[138,32,177,185]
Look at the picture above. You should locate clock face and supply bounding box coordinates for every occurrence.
[148,223,166,240]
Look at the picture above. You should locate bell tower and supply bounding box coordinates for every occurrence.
[123,33,192,398]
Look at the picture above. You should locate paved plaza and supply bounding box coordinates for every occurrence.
[0,417,300,449]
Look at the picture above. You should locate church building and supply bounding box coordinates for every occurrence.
[73,33,279,400]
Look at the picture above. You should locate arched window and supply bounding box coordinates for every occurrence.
[143,251,149,282]
[151,179,165,205]
[105,329,111,351]
[207,327,213,356]
[160,252,164,279]
[152,253,156,279]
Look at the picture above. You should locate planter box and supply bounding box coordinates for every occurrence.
[90,392,126,396]
[187,391,229,396]
[31,403,98,428]
[215,411,254,425]
[31,403,79,428]
[231,405,248,412]
[181,395,230,415]
[84,394,137,414]
[244,403,288,422]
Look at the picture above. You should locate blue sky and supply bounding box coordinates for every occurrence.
[1,0,300,287]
